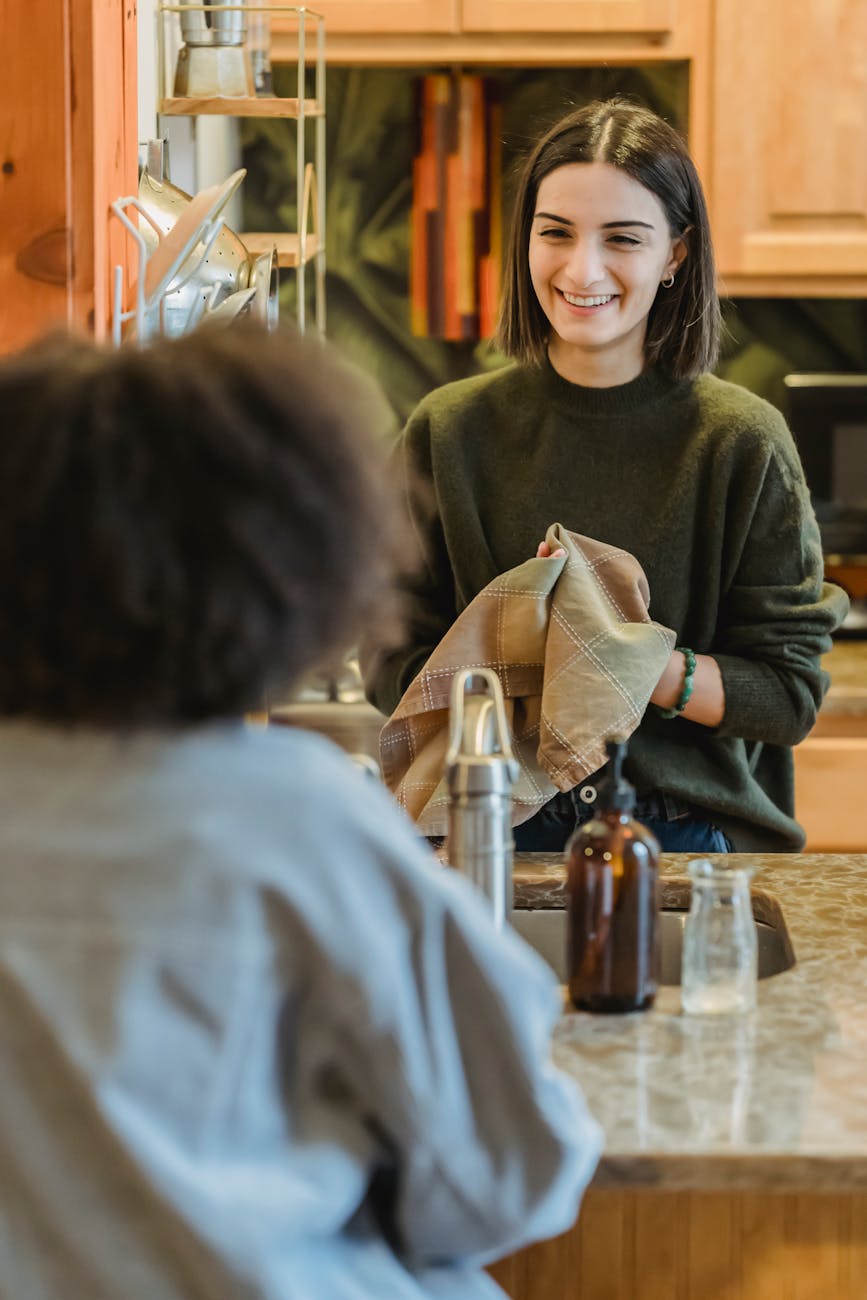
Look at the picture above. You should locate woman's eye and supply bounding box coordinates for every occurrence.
[539,227,569,239]
[608,234,641,247]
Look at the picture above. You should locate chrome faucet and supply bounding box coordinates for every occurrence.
[445,668,519,929]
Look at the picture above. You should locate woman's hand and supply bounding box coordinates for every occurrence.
[534,543,725,726]
[536,540,566,559]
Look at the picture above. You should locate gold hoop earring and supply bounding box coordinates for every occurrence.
[661,273,675,288]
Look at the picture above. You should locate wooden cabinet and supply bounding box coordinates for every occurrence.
[490,1188,867,1300]
[461,0,675,34]
[272,0,707,72]
[794,729,867,853]
[306,1,459,33]
[0,0,137,353]
[307,0,673,35]
[272,0,867,295]
[790,644,867,853]
[710,0,867,295]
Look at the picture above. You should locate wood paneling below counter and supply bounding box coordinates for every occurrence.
[489,1189,867,1299]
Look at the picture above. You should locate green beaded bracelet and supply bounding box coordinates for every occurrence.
[656,646,696,719]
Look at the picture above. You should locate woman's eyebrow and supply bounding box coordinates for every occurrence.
[532,213,656,230]
[600,220,655,230]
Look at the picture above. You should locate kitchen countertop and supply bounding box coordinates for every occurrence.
[514,851,867,1191]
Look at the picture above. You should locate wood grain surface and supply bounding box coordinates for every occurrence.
[488,1189,867,1299]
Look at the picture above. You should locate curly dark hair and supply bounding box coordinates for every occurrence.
[498,97,721,379]
[0,324,405,724]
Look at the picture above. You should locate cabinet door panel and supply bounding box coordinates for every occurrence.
[0,0,136,351]
[461,0,675,33]
[309,1,459,33]
[1,0,71,350]
[794,738,867,853]
[712,0,867,280]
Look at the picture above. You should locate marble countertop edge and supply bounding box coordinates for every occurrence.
[591,1152,867,1193]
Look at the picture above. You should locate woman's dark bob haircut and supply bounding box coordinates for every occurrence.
[0,324,404,725]
[497,97,721,379]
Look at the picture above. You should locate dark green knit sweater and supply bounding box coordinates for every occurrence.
[363,360,849,851]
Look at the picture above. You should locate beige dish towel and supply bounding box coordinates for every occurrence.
[380,523,676,836]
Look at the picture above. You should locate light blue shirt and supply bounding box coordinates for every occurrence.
[0,720,601,1298]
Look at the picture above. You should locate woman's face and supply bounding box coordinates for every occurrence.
[528,161,686,386]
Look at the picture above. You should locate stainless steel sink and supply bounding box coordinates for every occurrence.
[510,906,796,985]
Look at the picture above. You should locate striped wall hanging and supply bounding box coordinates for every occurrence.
[411,74,502,341]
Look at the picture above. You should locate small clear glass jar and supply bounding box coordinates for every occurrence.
[681,859,758,1015]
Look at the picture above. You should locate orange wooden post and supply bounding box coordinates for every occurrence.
[0,0,137,354]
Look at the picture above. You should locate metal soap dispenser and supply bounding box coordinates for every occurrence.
[445,668,520,929]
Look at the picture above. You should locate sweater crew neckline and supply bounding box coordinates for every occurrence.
[539,357,685,416]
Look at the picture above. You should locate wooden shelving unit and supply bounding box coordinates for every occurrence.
[157,5,326,335]
[242,232,320,269]
[159,95,324,117]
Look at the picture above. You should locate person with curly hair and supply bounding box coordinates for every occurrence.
[0,325,601,1299]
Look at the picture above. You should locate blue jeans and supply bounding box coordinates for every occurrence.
[512,788,732,854]
[632,816,731,854]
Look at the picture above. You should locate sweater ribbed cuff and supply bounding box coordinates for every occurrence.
[713,653,818,747]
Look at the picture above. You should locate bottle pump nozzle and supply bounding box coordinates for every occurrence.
[596,737,637,814]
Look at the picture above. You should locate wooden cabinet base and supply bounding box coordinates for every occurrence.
[795,736,867,852]
[488,1189,867,1299]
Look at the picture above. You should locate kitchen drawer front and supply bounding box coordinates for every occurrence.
[460,0,676,33]
[304,1,459,33]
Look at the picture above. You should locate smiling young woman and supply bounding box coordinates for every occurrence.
[363,98,848,854]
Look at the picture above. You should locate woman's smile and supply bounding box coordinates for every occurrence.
[555,288,619,312]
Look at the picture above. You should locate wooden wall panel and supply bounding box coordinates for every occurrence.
[846,1195,867,1296]
[578,1189,630,1300]
[739,1192,788,1300]
[489,1189,867,1300]
[633,1192,685,1300]
[87,0,138,336]
[0,0,137,353]
[0,0,73,350]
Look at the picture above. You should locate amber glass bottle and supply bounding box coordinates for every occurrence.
[566,739,660,1013]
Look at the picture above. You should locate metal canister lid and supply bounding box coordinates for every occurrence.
[444,668,519,795]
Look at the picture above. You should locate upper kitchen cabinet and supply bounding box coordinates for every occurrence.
[306,1,459,34]
[460,0,675,34]
[275,0,705,66]
[711,0,867,295]
[312,0,676,33]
